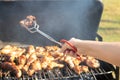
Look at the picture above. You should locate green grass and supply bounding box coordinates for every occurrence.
[98,0,120,42]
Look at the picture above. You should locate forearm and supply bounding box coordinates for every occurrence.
[73,39,120,66]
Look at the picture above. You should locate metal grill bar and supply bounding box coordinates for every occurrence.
[37,71,43,80]
[1,67,113,80]
[0,55,113,80]
[53,68,64,79]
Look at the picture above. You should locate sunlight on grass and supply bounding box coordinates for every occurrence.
[98,0,120,42]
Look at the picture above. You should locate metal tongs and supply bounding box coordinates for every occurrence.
[20,15,77,53]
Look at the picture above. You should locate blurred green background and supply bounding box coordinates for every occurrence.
[98,0,120,42]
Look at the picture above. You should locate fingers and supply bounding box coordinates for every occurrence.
[60,43,71,53]
[60,37,76,53]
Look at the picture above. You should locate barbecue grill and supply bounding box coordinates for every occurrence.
[0,66,114,80]
[0,56,115,80]
[0,0,119,80]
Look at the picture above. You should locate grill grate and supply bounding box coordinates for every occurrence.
[0,63,113,80]
[0,46,114,80]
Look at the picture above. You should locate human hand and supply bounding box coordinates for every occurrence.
[60,38,78,53]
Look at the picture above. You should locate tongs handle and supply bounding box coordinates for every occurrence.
[60,39,81,60]
[60,39,77,53]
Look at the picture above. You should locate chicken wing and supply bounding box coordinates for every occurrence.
[28,59,41,76]
[86,56,100,68]
[1,62,22,78]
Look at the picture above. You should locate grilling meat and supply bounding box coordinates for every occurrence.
[73,65,89,74]
[16,55,27,69]
[1,62,22,78]
[86,56,100,68]
[60,51,82,68]
[47,61,64,70]
[0,45,100,78]
[22,53,37,73]
[20,15,36,27]
[28,59,41,76]
[35,46,46,57]
[40,52,64,70]
[40,54,54,69]
[25,45,35,59]
[0,45,25,62]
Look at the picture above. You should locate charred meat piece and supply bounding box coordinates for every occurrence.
[22,53,37,73]
[28,59,42,76]
[0,45,25,62]
[16,55,27,69]
[86,56,100,68]
[47,61,64,70]
[45,46,60,52]
[1,45,25,57]
[25,45,35,59]
[40,55,54,69]
[1,62,22,78]
[0,44,100,78]
[73,65,89,74]
[20,15,36,27]
[61,52,81,69]
[35,46,46,57]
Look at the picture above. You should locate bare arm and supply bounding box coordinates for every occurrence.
[61,38,120,66]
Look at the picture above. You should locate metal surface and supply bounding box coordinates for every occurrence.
[0,58,113,80]
[0,43,115,80]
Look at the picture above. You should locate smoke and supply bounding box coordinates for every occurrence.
[0,0,103,46]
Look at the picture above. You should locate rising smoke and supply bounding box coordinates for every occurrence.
[0,0,103,46]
